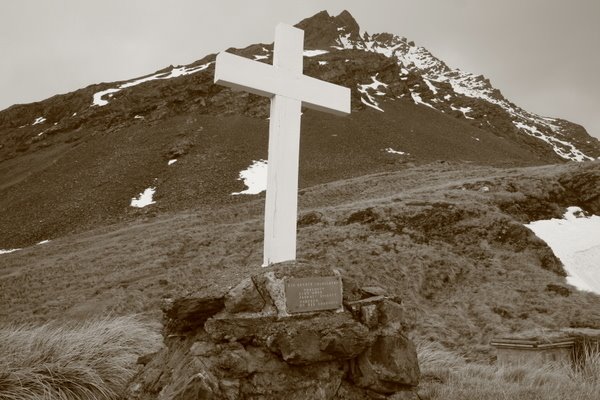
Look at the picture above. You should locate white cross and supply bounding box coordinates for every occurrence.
[214,23,350,266]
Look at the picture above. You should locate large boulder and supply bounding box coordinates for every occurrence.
[267,314,371,364]
[351,334,420,394]
[162,295,225,334]
[224,277,265,314]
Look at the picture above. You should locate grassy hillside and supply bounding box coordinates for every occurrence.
[2,161,599,363]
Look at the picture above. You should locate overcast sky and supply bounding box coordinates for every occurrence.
[1,0,598,138]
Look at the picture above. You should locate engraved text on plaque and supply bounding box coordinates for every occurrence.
[284,276,343,313]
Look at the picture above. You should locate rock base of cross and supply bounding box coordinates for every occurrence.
[127,261,420,400]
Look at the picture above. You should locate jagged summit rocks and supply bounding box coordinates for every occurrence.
[296,10,362,49]
[294,10,598,162]
[1,10,599,249]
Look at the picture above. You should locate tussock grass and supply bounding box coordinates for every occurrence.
[0,316,161,400]
[417,341,600,400]
[572,342,600,384]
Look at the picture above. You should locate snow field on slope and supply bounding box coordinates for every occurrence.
[513,122,593,162]
[526,207,600,294]
[333,30,593,162]
[92,62,214,107]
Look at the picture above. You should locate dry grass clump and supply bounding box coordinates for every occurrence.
[571,342,600,384]
[0,316,161,400]
[417,341,600,400]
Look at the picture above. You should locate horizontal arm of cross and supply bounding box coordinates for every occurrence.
[214,52,350,116]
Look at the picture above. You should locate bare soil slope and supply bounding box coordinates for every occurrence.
[0,101,543,249]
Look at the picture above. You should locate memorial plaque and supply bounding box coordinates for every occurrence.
[285,276,343,313]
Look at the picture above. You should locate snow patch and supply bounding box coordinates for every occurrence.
[92,62,214,107]
[409,90,435,109]
[303,50,329,57]
[424,79,438,94]
[254,55,268,60]
[357,75,388,112]
[130,187,156,208]
[32,117,46,125]
[335,33,353,50]
[0,248,21,255]
[232,160,267,195]
[318,61,328,66]
[360,97,384,112]
[385,148,409,155]
[37,240,50,245]
[134,115,144,119]
[526,207,600,295]
[361,75,388,90]
[450,105,474,119]
[168,159,177,165]
[397,46,440,71]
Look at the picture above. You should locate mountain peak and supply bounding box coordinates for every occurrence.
[295,10,361,49]
[1,9,600,251]
[334,10,360,35]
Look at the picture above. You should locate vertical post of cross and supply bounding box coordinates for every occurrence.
[263,25,304,266]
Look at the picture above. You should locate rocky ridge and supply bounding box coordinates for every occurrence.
[296,11,599,162]
[0,10,598,164]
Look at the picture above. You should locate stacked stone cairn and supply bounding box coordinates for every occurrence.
[127,263,420,399]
